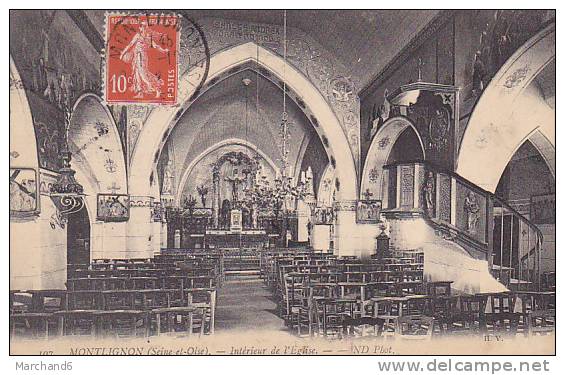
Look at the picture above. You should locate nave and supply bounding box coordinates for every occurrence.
[9,246,556,343]
[9,9,555,355]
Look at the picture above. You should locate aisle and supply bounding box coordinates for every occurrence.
[214,277,287,333]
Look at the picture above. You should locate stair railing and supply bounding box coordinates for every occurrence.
[382,161,543,291]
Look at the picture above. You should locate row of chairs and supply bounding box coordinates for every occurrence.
[263,250,555,340]
[11,252,224,340]
[10,288,216,339]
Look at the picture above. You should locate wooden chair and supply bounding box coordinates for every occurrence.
[450,295,488,334]
[483,293,520,336]
[54,310,99,337]
[395,315,434,340]
[95,310,149,338]
[429,295,459,335]
[187,289,216,335]
[525,309,555,336]
[319,298,357,339]
[10,312,55,340]
[150,306,201,336]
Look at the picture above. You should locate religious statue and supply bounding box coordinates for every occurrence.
[422,171,435,216]
[368,88,390,140]
[464,191,480,235]
[197,185,209,207]
[162,160,174,195]
[225,171,246,203]
[472,50,488,96]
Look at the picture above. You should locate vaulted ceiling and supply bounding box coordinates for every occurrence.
[83,10,440,91]
[163,69,320,196]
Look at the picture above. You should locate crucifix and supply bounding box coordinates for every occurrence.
[225,171,246,203]
[363,188,373,201]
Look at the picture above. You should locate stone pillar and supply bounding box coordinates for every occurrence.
[311,225,331,252]
[333,200,378,259]
[127,196,154,259]
[10,198,67,290]
[296,200,310,242]
[174,230,181,248]
[212,167,220,228]
[160,221,168,249]
[97,222,128,259]
[151,203,161,257]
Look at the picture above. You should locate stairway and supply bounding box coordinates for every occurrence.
[381,161,544,292]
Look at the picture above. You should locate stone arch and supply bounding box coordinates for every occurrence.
[129,42,357,202]
[69,93,129,259]
[175,138,280,206]
[457,22,555,192]
[69,93,128,196]
[361,116,425,201]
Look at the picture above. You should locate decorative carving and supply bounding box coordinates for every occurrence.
[333,200,357,212]
[329,76,355,102]
[313,206,334,225]
[97,193,129,221]
[503,66,530,88]
[104,150,117,173]
[368,167,379,184]
[438,175,451,222]
[94,121,109,137]
[10,168,38,215]
[356,200,382,224]
[378,136,390,149]
[400,166,414,208]
[428,107,450,152]
[151,202,163,222]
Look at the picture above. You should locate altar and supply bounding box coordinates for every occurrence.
[205,229,276,248]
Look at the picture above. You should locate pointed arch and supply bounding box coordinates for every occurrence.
[457,23,555,192]
[129,42,357,201]
[361,116,425,201]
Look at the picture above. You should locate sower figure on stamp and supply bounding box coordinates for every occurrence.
[120,21,169,98]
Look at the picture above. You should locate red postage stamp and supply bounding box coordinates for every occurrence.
[105,14,179,105]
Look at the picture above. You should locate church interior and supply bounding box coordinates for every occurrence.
[9,10,555,348]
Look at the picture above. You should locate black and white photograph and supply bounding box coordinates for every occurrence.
[7,7,556,363]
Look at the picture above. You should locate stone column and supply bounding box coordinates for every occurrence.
[212,167,220,228]
[151,201,162,256]
[160,220,168,249]
[127,196,154,259]
[333,200,378,259]
[10,198,67,290]
[296,200,310,242]
[311,225,331,252]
